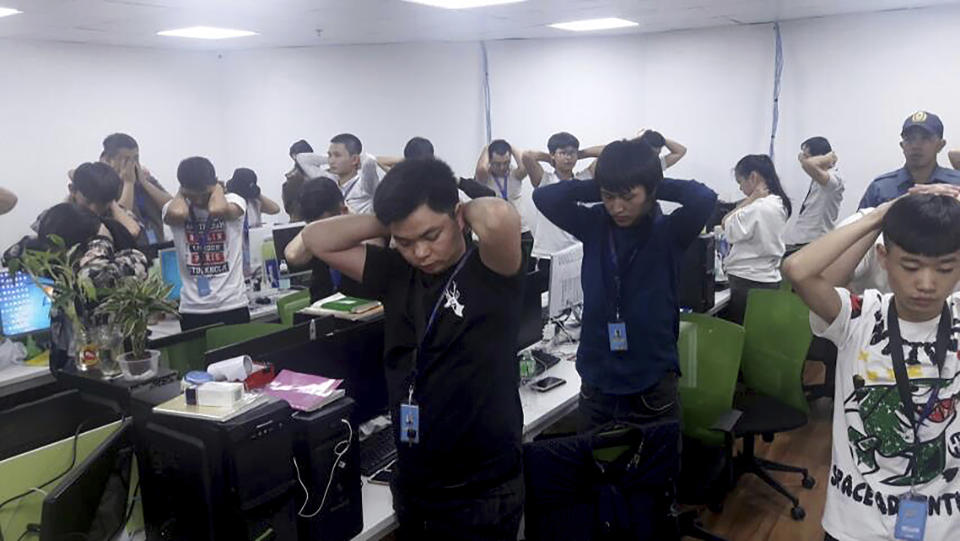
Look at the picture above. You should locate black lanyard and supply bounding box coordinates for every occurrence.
[887,300,952,470]
[606,228,641,320]
[407,247,476,402]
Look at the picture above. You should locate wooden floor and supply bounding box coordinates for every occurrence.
[698,362,833,541]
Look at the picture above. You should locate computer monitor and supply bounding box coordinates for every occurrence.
[40,419,134,541]
[0,271,54,336]
[158,248,182,300]
[517,267,547,350]
[548,242,584,319]
[272,223,310,277]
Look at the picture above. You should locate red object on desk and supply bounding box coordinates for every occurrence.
[244,363,276,391]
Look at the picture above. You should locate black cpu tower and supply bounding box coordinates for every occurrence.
[138,400,299,541]
[291,398,363,541]
[678,234,716,313]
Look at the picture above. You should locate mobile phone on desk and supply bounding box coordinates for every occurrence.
[531,376,566,393]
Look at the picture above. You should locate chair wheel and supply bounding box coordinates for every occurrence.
[802,476,816,489]
[791,506,806,521]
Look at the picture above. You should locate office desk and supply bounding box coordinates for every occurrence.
[354,355,581,541]
[0,364,54,398]
[707,288,731,317]
[147,289,292,340]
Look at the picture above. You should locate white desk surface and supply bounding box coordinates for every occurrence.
[0,363,49,387]
[147,289,290,340]
[707,288,731,316]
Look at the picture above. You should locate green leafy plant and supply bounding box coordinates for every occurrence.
[95,274,179,360]
[8,235,97,331]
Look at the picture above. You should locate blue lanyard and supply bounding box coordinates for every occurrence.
[408,247,476,400]
[607,228,641,320]
[493,175,510,200]
[329,268,342,290]
[342,176,360,200]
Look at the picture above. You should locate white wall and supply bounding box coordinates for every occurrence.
[776,4,960,220]
[0,39,226,248]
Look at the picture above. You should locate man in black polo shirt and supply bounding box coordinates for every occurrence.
[298,158,524,540]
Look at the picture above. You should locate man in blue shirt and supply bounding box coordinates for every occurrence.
[533,138,717,430]
[858,111,960,209]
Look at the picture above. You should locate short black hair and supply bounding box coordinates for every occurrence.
[226,167,260,200]
[177,157,217,191]
[488,139,512,159]
[638,130,666,149]
[883,193,960,257]
[801,136,832,156]
[734,154,793,218]
[300,177,345,222]
[72,162,122,204]
[102,133,138,158]
[374,158,458,226]
[403,137,435,160]
[330,133,362,156]
[547,132,580,154]
[595,139,663,197]
[38,203,102,249]
[289,139,313,157]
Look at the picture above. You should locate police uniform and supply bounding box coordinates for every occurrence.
[858,111,960,209]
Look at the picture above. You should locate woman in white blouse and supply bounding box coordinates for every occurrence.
[721,154,792,323]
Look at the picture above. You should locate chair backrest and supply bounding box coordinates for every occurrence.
[741,289,812,414]
[678,313,744,446]
[280,297,312,327]
[205,323,286,352]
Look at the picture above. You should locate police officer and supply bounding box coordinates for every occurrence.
[858,111,960,209]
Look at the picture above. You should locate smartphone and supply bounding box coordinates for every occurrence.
[531,376,566,393]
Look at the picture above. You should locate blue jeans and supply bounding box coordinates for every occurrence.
[578,372,680,432]
[392,472,524,541]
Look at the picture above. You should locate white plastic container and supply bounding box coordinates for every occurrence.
[118,349,161,381]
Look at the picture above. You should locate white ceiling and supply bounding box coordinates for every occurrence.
[0,0,958,50]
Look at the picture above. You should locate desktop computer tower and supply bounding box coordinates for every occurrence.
[138,400,299,541]
[291,398,363,541]
[678,234,715,313]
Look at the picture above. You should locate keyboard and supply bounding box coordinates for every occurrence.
[358,426,398,477]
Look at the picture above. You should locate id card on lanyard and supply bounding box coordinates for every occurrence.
[401,247,475,445]
[189,206,215,298]
[606,229,640,352]
[887,300,952,541]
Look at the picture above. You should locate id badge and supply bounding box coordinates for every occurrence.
[399,403,420,445]
[197,275,212,298]
[608,322,628,351]
[895,494,927,541]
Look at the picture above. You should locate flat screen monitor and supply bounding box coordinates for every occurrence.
[40,419,133,541]
[272,223,310,278]
[517,267,547,350]
[0,271,54,336]
[158,248,182,300]
[547,242,583,319]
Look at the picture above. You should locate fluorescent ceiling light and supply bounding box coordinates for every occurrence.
[157,26,257,40]
[403,0,525,9]
[0,7,22,18]
[549,17,639,32]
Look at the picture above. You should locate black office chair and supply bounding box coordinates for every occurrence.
[524,420,681,541]
[804,336,837,401]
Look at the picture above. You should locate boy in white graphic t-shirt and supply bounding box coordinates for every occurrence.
[163,156,250,331]
[784,186,960,541]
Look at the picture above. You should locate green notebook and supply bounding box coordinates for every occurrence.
[320,296,381,314]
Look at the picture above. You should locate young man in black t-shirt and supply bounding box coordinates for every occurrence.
[298,158,525,540]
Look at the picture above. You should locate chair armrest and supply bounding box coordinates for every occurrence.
[708,409,743,434]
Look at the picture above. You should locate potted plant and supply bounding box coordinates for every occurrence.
[8,235,99,370]
[95,274,179,380]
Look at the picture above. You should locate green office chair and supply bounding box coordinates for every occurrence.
[730,289,814,521]
[277,290,310,326]
[205,322,285,352]
[280,297,312,327]
[151,323,221,376]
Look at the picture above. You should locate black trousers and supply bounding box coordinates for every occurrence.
[724,274,781,325]
[392,472,524,541]
[179,306,251,331]
[577,372,681,432]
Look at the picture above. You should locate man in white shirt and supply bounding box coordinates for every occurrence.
[475,139,532,261]
[522,132,604,262]
[163,157,250,331]
[295,134,381,216]
[784,185,960,541]
[785,136,844,256]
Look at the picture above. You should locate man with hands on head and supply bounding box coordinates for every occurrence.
[297,158,525,541]
[100,133,172,243]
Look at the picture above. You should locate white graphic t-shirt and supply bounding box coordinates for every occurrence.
[812,288,960,541]
[163,193,248,314]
